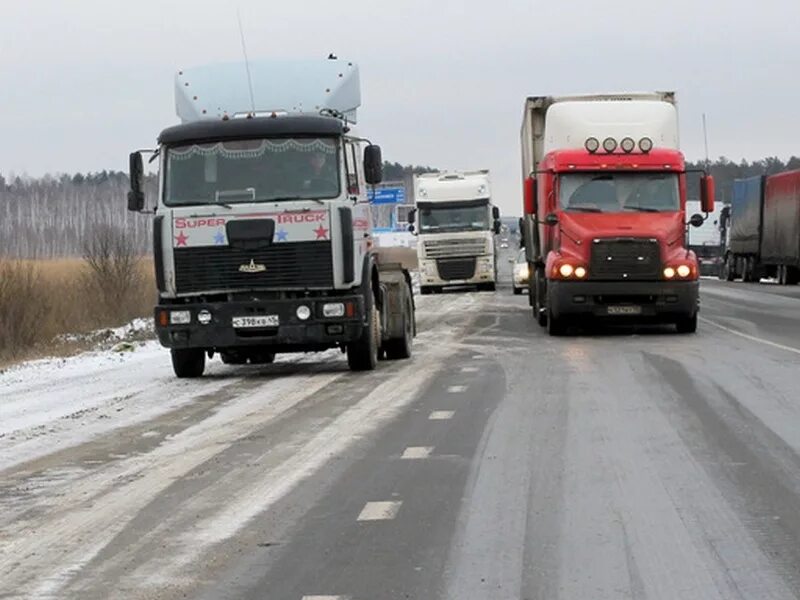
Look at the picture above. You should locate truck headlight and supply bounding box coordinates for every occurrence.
[676,264,692,278]
[296,305,312,321]
[323,302,345,318]
[197,310,212,325]
[170,310,191,325]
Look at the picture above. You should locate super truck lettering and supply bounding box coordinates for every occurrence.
[175,218,227,229]
[277,213,326,224]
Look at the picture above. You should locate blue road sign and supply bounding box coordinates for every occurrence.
[368,187,406,205]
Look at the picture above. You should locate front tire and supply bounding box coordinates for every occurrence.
[347,291,380,371]
[171,348,205,378]
[675,313,698,334]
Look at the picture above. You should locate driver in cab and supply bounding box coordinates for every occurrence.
[302,150,338,197]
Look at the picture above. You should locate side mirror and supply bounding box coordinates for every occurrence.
[544,213,559,226]
[127,151,145,212]
[363,145,383,185]
[493,220,501,235]
[408,208,416,224]
[407,224,415,233]
[523,176,537,215]
[700,174,715,214]
[689,213,705,228]
[492,206,500,220]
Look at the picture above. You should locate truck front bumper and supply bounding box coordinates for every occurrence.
[419,255,495,286]
[549,280,699,321]
[155,296,365,351]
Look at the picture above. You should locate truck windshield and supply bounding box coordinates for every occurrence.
[559,172,679,213]
[164,137,340,206]
[418,202,490,233]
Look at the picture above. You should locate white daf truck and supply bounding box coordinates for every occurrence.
[127,58,415,377]
[410,170,501,294]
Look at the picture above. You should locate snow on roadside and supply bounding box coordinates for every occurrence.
[0,341,234,472]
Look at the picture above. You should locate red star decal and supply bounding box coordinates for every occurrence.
[175,231,189,246]
[313,225,329,240]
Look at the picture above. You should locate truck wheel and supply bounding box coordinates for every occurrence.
[420,286,433,295]
[534,271,547,327]
[513,287,522,295]
[546,306,567,336]
[249,351,275,364]
[786,267,800,285]
[347,291,379,371]
[221,351,247,365]
[384,292,413,360]
[171,348,205,378]
[675,313,698,334]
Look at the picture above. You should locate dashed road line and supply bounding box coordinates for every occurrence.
[401,446,434,459]
[429,411,455,420]
[302,596,351,600]
[447,385,467,393]
[357,501,403,521]
[460,366,479,373]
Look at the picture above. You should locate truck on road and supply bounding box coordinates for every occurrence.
[409,170,501,294]
[721,170,800,285]
[519,92,715,335]
[686,199,722,276]
[127,59,416,377]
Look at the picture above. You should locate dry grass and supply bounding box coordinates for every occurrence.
[0,257,155,364]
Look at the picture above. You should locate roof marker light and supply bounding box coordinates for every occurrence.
[620,137,636,153]
[602,137,618,153]
[585,137,600,153]
[639,137,653,153]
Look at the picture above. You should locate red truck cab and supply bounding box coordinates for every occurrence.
[520,94,715,335]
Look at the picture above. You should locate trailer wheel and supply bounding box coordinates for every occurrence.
[533,270,547,327]
[171,348,205,378]
[786,267,800,285]
[675,313,698,334]
[384,292,413,360]
[513,287,523,295]
[347,290,379,371]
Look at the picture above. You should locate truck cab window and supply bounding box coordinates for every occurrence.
[164,137,341,206]
[559,172,679,213]
[344,141,360,195]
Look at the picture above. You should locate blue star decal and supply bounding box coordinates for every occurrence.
[276,228,288,242]
[213,230,226,245]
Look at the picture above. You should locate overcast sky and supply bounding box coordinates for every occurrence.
[1,0,799,214]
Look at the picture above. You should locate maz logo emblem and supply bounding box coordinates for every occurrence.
[239,259,266,273]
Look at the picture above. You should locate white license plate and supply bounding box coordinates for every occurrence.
[607,305,642,316]
[232,315,279,328]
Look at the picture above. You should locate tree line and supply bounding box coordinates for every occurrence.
[0,162,435,258]
[685,156,800,204]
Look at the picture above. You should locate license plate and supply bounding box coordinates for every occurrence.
[607,305,642,316]
[232,315,279,328]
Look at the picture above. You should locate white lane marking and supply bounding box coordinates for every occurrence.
[460,366,479,373]
[302,596,351,600]
[429,410,455,420]
[700,316,800,356]
[401,446,434,459]
[357,501,403,521]
[447,385,467,393]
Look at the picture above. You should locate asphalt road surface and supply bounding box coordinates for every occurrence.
[2,259,800,599]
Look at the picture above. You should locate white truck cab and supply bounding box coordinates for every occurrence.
[410,170,500,294]
[127,59,415,377]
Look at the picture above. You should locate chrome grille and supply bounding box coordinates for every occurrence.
[437,258,477,281]
[423,238,486,258]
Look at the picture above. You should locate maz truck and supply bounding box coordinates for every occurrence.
[721,170,800,285]
[520,92,715,335]
[127,59,416,377]
[409,170,501,294]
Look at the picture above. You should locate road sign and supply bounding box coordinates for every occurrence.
[368,187,406,205]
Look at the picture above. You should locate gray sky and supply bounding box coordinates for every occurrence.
[1,0,799,214]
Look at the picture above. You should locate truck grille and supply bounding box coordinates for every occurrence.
[437,258,476,281]
[424,238,486,258]
[174,242,333,294]
[589,238,661,281]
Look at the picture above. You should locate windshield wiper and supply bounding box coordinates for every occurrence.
[623,206,663,213]
[257,196,325,205]
[567,206,603,213]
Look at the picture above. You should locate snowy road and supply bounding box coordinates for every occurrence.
[2,270,800,599]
